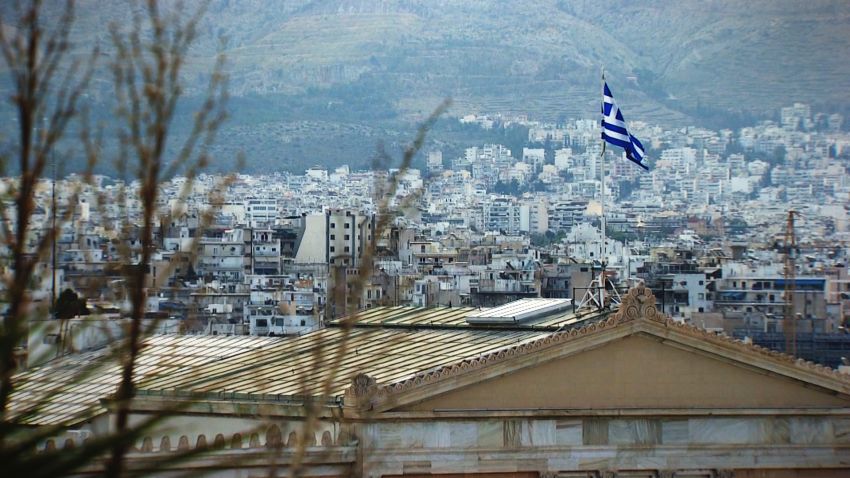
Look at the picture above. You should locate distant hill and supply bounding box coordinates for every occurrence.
[3,0,850,174]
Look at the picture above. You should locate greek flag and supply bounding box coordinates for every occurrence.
[602,81,648,170]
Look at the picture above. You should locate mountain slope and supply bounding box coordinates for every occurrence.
[3,0,849,173]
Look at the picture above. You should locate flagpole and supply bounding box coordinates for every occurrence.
[578,70,640,311]
[599,68,607,309]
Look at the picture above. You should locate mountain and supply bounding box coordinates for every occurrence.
[4,0,850,173]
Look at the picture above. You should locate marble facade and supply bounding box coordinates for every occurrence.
[57,286,850,476]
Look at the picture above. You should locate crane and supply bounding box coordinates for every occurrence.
[783,210,800,356]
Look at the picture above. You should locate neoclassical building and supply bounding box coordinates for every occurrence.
[13,286,850,477]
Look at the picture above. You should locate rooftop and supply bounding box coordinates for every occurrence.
[11,302,611,426]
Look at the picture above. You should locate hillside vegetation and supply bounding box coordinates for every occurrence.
[2,0,849,173]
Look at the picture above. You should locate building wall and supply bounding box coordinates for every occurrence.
[294,214,329,264]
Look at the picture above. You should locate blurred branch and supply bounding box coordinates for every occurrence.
[103,1,228,476]
[0,0,97,440]
[287,99,450,478]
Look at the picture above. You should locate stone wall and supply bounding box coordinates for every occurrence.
[358,415,850,476]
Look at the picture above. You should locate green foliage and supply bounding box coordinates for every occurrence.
[727,217,748,235]
[633,67,667,100]
[54,289,89,320]
[617,178,641,200]
[771,145,787,166]
[493,179,521,196]
[607,229,638,243]
[531,230,565,247]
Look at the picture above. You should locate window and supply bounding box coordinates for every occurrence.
[344,234,350,240]
[698,307,704,313]
[330,246,335,253]
[255,319,268,327]
[344,223,350,229]
[331,223,336,229]
[344,246,350,253]
[330,234,335,240]
[699,280,704,285]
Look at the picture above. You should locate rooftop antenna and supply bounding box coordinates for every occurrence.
[51,151,57,315]
[783,209,800,356]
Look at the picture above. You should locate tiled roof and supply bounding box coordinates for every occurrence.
[10,304,611,426]
[138,324,552,399]
[10,335,279,426]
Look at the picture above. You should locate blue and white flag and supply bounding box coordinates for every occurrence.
[602,81,648,170]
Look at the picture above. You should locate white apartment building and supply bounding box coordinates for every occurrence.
[554,148,573,171]
[245,198,278,227]
[427,150,443,174]
[522,147,545,172]
[294,210,375,267]
[196,229,248,282]
[483,196,529,235]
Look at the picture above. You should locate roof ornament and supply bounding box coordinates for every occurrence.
[344,372,378,409]
[611,283,660,324]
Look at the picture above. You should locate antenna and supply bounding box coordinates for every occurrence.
[51,151,57,316]
[783,210,800,356]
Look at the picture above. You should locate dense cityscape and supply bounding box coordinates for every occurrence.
[18,102,850,369]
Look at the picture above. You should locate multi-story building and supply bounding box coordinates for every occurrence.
[293,210,375,268]
[711,263,829,333]
[196,228,248,282]
[482,196,529,235]
[540,261,595,300]
[245,198,278,227]
[426,150,443,174]
[548,199,588,233]
[246,228,281,275]
[522,147,545,172]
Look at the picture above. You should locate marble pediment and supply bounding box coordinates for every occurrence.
[344,286,850,414]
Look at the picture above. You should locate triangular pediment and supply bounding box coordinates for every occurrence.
[343,287,850,414]
[395,333,850,411]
